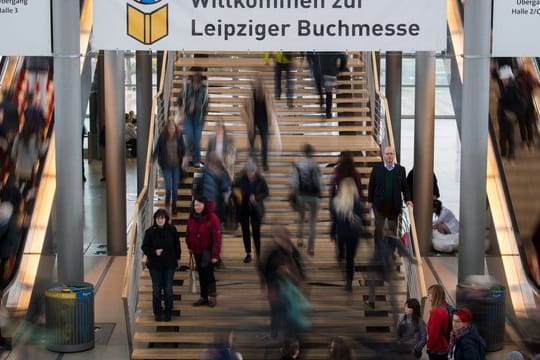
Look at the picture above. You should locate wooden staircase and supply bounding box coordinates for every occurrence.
[131,52,408,359]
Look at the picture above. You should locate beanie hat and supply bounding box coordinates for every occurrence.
[454,307,473,323]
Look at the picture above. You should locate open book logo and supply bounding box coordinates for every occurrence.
[127,0,168,45]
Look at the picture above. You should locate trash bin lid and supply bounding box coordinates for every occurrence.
[45,282,94,299]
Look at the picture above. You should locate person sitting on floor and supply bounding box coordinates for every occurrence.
[432,200,459,235]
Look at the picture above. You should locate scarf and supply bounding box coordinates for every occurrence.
[448,325,469,359]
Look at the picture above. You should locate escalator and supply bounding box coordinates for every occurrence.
[447,0,540,348]
[0,0,95,316]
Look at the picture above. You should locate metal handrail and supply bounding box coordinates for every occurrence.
[365,51,427,300]
[121,51,173,355]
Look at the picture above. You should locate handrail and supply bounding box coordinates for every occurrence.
[365,51,426,300]
[121,51,173,355]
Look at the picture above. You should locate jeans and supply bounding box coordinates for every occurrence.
[162,165,180,208]
[184,117,204,164]
[274,62,292,102]
[297,195,319,252]
[149,268,175,316]
[240,206,262,258]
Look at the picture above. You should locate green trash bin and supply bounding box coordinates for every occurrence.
[45,282,95,352]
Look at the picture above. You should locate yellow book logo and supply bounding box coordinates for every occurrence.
[127,2,168,45]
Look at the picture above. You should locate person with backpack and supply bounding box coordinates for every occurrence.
[426,284,452,359]
[291,144,322,255]
[448,307,487,360]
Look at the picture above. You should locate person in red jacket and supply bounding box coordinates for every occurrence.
[185,196,222,307]
[426,284,450,359]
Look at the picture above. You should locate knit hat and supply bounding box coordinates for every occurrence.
[454,307,473,323]
[498,65,514,80]
[245,158,257,173]
[504,351,525,360]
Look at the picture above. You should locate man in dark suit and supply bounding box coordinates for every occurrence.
[368,146,412,251]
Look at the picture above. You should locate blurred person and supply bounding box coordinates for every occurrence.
[516,65,540,150]
[200,153,232,224]
[395,298,427,359]
[447,307,487,360]
[233,159,269,263]
[0,89,19,143]
[368,146,412,253]
[242,77,272,171]
[24,92,46,137]
[141,208,181,322]
[280,337,300,359]
[153,120,186,215]
[125,112,137,157]
[406,167,440,203]
[185,196,221,307]
[426,284,451,359]
[497,65,523,161]
[328,336,352,360]
[260,226,308,339]
[330,177,363,292]
[183,70,208,167]
[0,202,18,286]
[432,200,459,235]
[308,52,348,119]
[265,51,294,107]
[11,116,48,192]
[329,150,364,202]
[202,329,243,360]
[291,143,322,254]
[25,57,51,110]
[206,122,236,179]
[365,229,417,309]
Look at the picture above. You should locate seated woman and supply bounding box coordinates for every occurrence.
[432,200,459,235]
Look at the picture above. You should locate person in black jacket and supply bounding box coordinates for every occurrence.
[233,159,269,263]
[447,307,487,360]
[368,146,412,253]
[141,208,181,322]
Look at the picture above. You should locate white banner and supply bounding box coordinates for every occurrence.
[93,0,447,51]
[492,0,540,57]
[0,0,51,55]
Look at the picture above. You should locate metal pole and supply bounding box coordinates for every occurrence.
[413,51,436,257]
[136,51,152,195]
[385,51,403,160]
[53,0,84,282]
[104,51,127,255]
[458,0,492,282]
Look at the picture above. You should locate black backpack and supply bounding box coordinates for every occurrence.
[296,165,320,196]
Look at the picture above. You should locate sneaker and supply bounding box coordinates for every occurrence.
[243,254,252,263]
[193,297,208,307]
[208,297,217,307]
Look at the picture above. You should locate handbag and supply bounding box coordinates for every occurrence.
[189,254,198,294]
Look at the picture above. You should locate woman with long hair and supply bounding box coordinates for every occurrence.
[396,298,427,358]
[330,177,363,292]
[185,196,221,307]
[141,209,181,322]
[153,120,185,215]
[328,336,352,360]
[426,284,451,359]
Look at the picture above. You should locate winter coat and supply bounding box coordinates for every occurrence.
[201,166,231,222]
[330,199,363,241]
[233,171,269,218]
[449,325,487,360]
[185,202,222,259]
[396,315,427,356]
[368,162,411,216]
[427,303,450,354]
[153,131,185,171]
[141,223,181,271]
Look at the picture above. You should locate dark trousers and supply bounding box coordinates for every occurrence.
[274,62,292,102]
[373,207,398,253]
[149,268,175,316]
[518,101,535,145]
[194,253,216,299]
[269,299,286,338]
[428,352,448,360]
[498,108,516,159]
[337,235,359,282]
[240,207,262,258]
[249,124,269,168]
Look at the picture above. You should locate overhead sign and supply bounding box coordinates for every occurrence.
[93,0,447,51]
[0,0,51,55]
[492,1,540,56]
